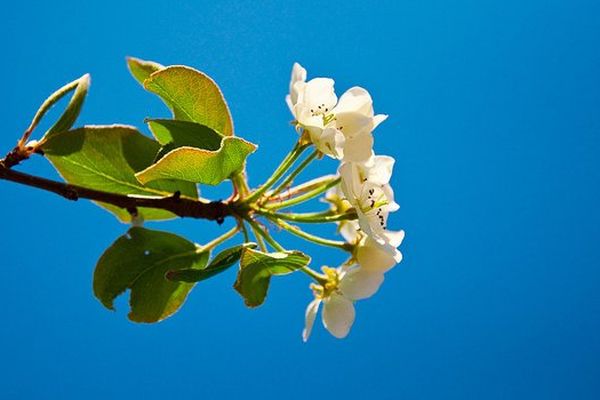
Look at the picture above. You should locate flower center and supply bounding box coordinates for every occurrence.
[310,267,341,299]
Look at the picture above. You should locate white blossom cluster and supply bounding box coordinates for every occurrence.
[286,63,404,340]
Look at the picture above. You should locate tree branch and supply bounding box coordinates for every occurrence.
[0,161,233,223]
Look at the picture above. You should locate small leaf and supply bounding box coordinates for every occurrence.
[234,248,311,307]
[41,125,198,222]
[127,57,164,87]
[44,74,90,139]
[166,242,257,283]
[25,74,90,142]
[94,227,209,323]
[144,66,234,136]
[135,136,257,185]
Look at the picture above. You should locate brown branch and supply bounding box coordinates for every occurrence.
[0,162,233,223]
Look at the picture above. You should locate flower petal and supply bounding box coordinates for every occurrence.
[366,155,395,185]
[372,114,388,130]
[288,63,307,110]
[386,229,405,248]
[335,111,373,139]
[319,127,345,159]
[302,298,321,342]
[342,132,374,162]
[322,293,356,339]
[339,267,385,300]
[303,78,337,113]
[356,236,402,273]
[339,220,360,243]
[335,87,374,116]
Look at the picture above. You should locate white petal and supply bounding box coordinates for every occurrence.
[339,220,360,243]
[288,63,307,108]
[303,78,337,113]
[342,132,374,162]
[386,229,405,248]
[322,294,356,339]
[381,184,400,212]
[334,87,374,116]
[356,237,402,273]
[318,127,345,159]
[302,298,321,342]
[295,104,323,129]
[372,114,388,130]
[335,111,373,139]
[339,267,385,300]
[367,156,395,185]
[338,162,360,206]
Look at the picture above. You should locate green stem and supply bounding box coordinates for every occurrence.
[200,226,239,252]
[268,149,319,200]
[231,172,250,199]
[238,219,250,242]
[244,141,309,204]
[301,266,328,284]
[245,217,285,252]
[250,225,267,252]
[257,209,357,224]
[264,177,341,211]
[267,217,351,251]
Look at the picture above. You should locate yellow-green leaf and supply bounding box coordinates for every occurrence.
[144,66,234,136]
[126,56,164,87]
[135,136,256,185]
[25,74,90,142]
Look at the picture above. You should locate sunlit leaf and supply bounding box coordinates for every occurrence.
[135,136,256,185]
[94,227,209,323]
[166,243,257,283]
[234,248,310,307]
[25,74,90,142]
[126,56,164,87]
[144,66,234,136]
[41,125,198,222]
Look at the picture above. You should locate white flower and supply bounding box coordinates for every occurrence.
[337,218,404,273]
[302,266,385,341]
[286,63,387,162]
[331,87,388,162]
[339,156,399,242]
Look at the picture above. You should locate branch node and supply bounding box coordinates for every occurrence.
[64,187,79,201]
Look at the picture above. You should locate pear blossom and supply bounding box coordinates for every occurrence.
[302,265,385,341]
[339,156,399,243]
[330,209,404,274]
[286,63,387,162]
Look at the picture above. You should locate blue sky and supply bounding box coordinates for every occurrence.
[1,0,599,398]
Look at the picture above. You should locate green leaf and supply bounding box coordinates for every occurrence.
[234,248,310,307]
[25,74,90,142]
[166,242,257,283]
[147,119,223,149]
[44,74,90,139]
[41,125,198,222]
[94,227,209,323]
[135,136,256,185]
[144,66,234,136]
[126,56,164,87]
